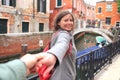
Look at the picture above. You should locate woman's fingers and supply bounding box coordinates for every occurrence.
[43,65,54,77]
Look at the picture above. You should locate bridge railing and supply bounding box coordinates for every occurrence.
[76,39,120,80]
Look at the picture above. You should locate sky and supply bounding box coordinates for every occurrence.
[84,0,114,6]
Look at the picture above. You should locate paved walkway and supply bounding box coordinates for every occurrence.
[95,54,120,80]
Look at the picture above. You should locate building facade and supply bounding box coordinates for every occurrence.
[96,1,120,29]
[74,0,86,29]
[0,0,50,34]
[0,0,96,33]
[86,4,96,27]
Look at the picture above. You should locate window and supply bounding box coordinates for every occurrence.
[87,7,90,9]
[39,23,44,32]
[56,0,62,7]
[98,7,102,13]
[105,17,111,25]
[106,4,112,12]
[2,0,16,7]
[0,19,7,34]
[37,0,46,13]
[116,22,120,27]
[22,22,29,32]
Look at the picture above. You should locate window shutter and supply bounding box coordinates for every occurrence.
[43,0,46,13]
[10,0,16,7]
[2,0,6,5]
[37,0,40,12]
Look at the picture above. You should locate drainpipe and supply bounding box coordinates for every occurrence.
[33,0,35,18]
[21,44,28,55]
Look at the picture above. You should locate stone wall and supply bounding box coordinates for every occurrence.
[75,33,98,51]
[0,32,52,56]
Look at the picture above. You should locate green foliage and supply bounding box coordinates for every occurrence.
[118,6,120,13]
[117,0,120,13]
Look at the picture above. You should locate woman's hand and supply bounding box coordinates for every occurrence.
[20,54,40,75]
[36,52,57,77]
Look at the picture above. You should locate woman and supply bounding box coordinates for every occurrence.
[36,10,77,80]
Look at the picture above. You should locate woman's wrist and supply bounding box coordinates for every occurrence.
[47,52,57,60]
[47,52,58,67]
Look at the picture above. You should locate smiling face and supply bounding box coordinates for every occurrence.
[58,14,74,31]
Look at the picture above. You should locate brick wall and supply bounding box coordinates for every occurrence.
[0,32,52,56]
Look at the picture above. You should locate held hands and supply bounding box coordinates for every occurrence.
[36,52,57,77]
[20,52,57,76]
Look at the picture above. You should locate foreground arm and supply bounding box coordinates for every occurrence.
[0,59,26,80]
[0,54,43,80]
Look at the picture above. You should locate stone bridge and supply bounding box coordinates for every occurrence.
[73,28,114,42]
[73,28,114,50]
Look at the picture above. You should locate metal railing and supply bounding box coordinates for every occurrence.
[76,39,120,80]
[27,74,39,80]
[0,53,21,63]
